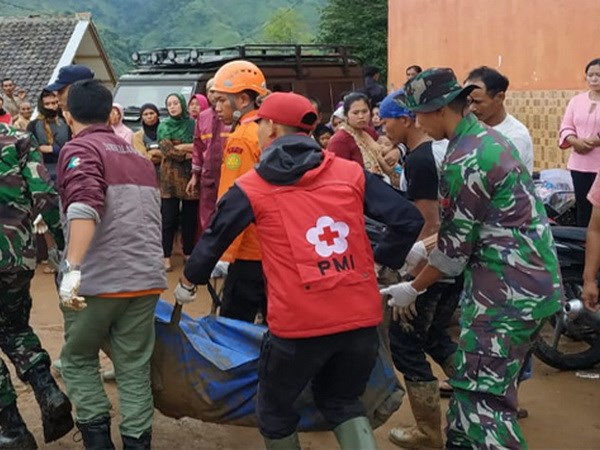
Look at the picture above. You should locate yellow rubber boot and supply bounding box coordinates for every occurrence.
[389,380,443,449]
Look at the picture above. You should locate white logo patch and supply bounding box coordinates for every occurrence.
[305,216,350,258]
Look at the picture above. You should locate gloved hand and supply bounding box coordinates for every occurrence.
[392,303,418,322]
[174,280,197,304]
[47,247,62,271]
[380,281,425,308]
[33,214,48,234]
[401,240,428,274]
[210,261,230,279]
[59,270,87,311]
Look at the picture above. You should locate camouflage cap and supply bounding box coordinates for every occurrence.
[396,68,478,113]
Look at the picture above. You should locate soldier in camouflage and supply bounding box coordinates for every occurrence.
[382,68,562,450]
[0,123,74,448]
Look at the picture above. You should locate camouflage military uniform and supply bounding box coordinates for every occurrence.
[428,114,562,449]
[0,123,64,409]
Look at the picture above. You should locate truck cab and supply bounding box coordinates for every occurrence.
[113,44,364,128]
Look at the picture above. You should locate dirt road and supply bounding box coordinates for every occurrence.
[14,260,600,449]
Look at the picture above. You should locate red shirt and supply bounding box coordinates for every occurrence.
[0,113,12,124]
[326,126,379,167]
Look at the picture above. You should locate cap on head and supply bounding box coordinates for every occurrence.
[380,89,415,120]
[397,68,478,113]
[45,65,94,91]
[212,60,267,96]
[245,92,318,132]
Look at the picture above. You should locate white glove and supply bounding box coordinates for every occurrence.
[380,281,425,308]
[401,240,428,274]
[59,270,87,310]
[174,281,197,304]
[33,214,48,234]
[47,247,62,271]
[210,261,229,279]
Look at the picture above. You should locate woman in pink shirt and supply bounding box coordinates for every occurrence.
[559,58,600,226]
[583,172,600,311]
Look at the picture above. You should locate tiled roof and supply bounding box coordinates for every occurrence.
[0,15,79,103]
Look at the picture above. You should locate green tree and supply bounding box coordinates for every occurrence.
[261,8,311,44]
[96,25,133,76]
[317,0,387,79]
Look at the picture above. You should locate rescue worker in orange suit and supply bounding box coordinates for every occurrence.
[174,92,424,449]
[209,59,268,323]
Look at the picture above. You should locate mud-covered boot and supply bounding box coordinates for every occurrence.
[263,432,300,450]
[76,417,115,450]
[0,402,37,449]
[25,363,74,443]
[333,416,378,450]
[122,429,152,449]
[389,380,443,449]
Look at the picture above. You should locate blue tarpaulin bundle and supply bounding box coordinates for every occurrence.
[151,300,404,429]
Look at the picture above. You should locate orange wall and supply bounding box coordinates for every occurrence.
[388,0,600,91]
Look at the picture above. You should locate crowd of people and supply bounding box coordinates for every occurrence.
[1,56,600,450]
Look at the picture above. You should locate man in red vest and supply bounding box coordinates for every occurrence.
[175,92,423,449]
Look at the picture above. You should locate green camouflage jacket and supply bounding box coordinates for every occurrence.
[0,123,63,273]
[428,114,562,326]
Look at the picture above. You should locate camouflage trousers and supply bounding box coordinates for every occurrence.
[0,271,51,409]
[445,319,543,450]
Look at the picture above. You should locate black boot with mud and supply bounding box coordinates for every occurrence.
[76,417,115,450]
[25,363,74,443]
[0,402,37,449]
[122,430,152,450]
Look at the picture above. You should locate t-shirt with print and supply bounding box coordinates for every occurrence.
[403,141,439,201]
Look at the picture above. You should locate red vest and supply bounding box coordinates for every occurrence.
[236,152,382,338]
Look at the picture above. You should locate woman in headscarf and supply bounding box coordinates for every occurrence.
[109,103,134,144]
[158,93,198,271]
[132,103,162,169]
[187,93,209,120]
[327,92,400,186]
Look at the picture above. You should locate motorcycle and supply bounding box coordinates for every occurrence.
[534,226,600,370]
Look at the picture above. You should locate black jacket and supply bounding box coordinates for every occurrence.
[184,134,423,284]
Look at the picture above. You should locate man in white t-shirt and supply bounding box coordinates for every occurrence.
[465,67,534,174]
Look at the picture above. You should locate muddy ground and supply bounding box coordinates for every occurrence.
[12,258,600,449]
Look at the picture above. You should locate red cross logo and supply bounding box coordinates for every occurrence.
[306,216,350,258]
[318,226,339,246]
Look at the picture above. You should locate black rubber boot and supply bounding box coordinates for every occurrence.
[0,402,38,449]
[122,429,152,449]
[25,363,74,443]
[76,417,115,450]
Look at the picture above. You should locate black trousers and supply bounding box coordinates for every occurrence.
[161,198,199,257]
[571,170,597,227]
[257,326,379,439]
[220,260,267,323]
[389,279,462,382]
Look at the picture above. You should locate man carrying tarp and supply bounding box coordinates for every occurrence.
[383,68,561,449]
[175,92,424,449]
